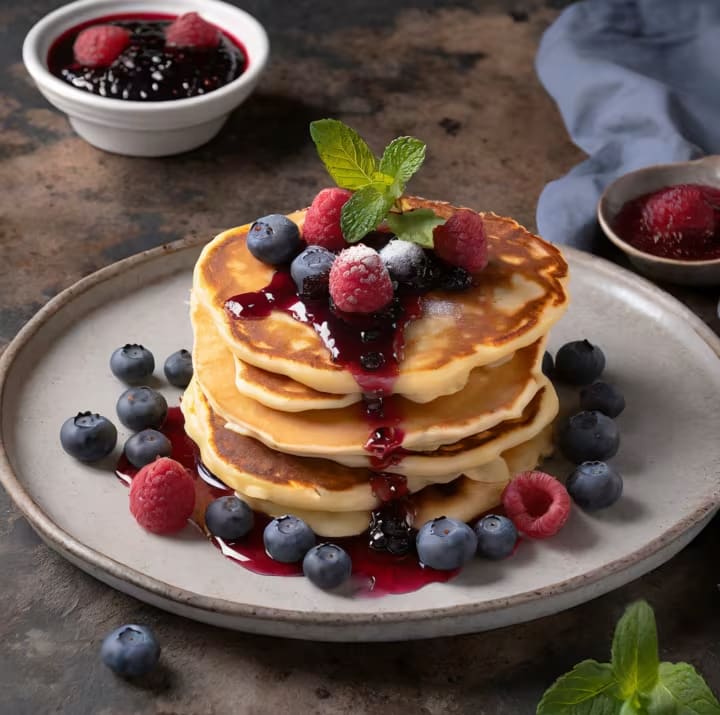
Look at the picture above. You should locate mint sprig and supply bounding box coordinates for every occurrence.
[537,601,720,715]
[310,119,444,245]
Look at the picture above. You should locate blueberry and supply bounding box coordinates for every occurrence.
[557,410,620,463]
[100,624,160,678]
[416,517,478,571]
[542,351,554,377]
[379,239,430,287]
[474,514,518,560]
[579,381,625,418]
[290,246,335,298]
[566,461,623,511]
[263,515,316,563]
[116,386,167,431]
[438,265,472,292]
[205,496,254,541]
[554,340,605,384]
[110,344,154,384]
[124,429,172,468]
[164,349,193,388]
[303,543,352,589]
[247,214,303,265]
[60,412,117,462]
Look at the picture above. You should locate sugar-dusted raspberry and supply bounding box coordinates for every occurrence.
[73,25,131,68]
[502,471,571,539]
[329,244,394,313]
[302,188,353,251]
[129,457,196,534]
[641,184,715,247]
[165,12,220,49]
[432,209,488,273]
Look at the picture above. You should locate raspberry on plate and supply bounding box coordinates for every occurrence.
[165,12,220,49]
[432,209,488,273]
[129,457,196,534]
[502,471,571,539]
[73,25,131,68]
[641,184,715,245]
[302,188,353,251]
[329,244,394,313]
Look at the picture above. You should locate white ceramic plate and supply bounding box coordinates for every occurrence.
[1,241,719,641]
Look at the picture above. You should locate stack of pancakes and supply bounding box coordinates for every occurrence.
[182,198,569,537]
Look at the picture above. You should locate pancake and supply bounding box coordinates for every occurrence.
[191,297,547,456]
[193,197,569,401]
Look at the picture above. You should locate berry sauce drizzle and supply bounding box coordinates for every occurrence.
[116,408,456,596]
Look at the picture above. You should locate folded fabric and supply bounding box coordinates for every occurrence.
[535,0,720,250]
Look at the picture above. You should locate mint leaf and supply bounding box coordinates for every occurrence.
[340,186,393,243]
[386,209,445,249]
[379,136,426,197]
[642,663,720,714]
[612,601,660,700]
[537,660,621,715]
[310,119,378,190]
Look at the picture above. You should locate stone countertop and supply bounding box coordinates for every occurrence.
[1,1,719,713]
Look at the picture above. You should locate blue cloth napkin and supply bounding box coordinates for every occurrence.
[535,0,720,250]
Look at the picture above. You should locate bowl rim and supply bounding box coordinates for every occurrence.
[597,156,720,268]
[21,0,269,113]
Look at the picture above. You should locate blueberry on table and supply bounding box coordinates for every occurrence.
[247,214,303,265]
[164,349,193,388]
[567,461,623,511]
[124,429,172,468]
[205,496,254,541]
[116,386,167,431]
[579,381,625,418]
[474,514,518,560]
[100,624,160,678]
[290,246,335,298]
[557,410,620,464]
[264,515,316,563]
[416,517,478,571]
[554,339,605,385]
[110,344,154,384]
[60,412,117,462]
[303,543,352,589]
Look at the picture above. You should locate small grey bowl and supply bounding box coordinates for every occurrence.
[597,155,720,286]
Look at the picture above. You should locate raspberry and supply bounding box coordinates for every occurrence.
[129,457,196,534]
[73,25,131,68]
[433,209,488,273]
[502,471,570,539]
[329,244,394,313]
[302,188,353,251]
[165,12,220,49]
[641,185,715,249]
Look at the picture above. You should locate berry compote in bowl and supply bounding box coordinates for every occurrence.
[22,0,269,156]
[598,155,720,286]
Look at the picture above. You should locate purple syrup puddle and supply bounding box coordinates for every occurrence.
[116,407,456,596]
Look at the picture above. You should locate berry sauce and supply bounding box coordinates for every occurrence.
[47,14,246,101]
[116,407,456,596]
[612,183,720,260]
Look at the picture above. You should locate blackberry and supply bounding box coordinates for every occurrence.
[368,504,415,556]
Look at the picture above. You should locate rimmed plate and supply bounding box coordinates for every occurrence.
[1,240,719,641]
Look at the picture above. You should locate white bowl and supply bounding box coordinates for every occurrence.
[22,0,269,157]
[597,156,720,286]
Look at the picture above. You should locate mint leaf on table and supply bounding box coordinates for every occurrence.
[310,119,379,190]
[386,209,445,249]
[340,186,394,243]
[611,601,660,701]
[379,136,426,197]
[537,660,621,715]
[642,663,720,714]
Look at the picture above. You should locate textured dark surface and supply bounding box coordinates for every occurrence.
[1,1,720,713]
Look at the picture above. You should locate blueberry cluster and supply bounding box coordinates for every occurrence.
[547,339,625,511]
[59,344,193,466]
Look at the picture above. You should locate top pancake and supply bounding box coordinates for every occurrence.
[193,196,569,401]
